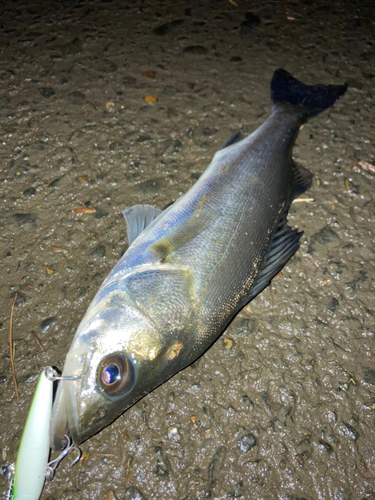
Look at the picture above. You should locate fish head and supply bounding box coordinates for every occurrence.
[50,295,175,450]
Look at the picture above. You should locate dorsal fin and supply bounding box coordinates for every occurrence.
[246,212,302,302]
[291,161,313,199]
[123,205,163,246]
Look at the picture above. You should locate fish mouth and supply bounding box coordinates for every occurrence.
[50,348,92,450]
[50,381,68,450]
[50,345,119,449]
[50,376,82,450]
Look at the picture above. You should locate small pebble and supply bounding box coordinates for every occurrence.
[105,491,118,500]
[223,338,234,349]
[167,426,181,442]
[238,433,257,452]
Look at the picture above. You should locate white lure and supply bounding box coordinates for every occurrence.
[3,368,81,500]
[12,368,53,500]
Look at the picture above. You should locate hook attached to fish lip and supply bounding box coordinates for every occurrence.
[44,365,88,383]
[48,361,90,451]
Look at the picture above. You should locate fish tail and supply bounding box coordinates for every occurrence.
[271,69,348,120]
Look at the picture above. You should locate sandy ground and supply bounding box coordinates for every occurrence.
[0,0,374,499]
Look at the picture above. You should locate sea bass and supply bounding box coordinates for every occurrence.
[50,70,347,449]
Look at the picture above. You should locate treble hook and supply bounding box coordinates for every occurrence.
[45,435,82,481]
[2,464,14,500]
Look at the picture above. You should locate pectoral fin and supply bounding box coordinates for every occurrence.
[150,198,220,261]
[122,264,195,333]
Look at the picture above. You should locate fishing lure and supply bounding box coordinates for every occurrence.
[3,367,80,500]
[12,367,54,500]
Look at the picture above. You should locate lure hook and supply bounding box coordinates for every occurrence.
[45,435,82,481]
[2,464,14,500]
[44,366,87,382]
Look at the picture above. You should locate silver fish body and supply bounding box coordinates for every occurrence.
[50,70,347,449]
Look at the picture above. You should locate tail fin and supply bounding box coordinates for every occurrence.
[271,69,348,119]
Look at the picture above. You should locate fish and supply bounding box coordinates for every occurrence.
[50,69,347,450]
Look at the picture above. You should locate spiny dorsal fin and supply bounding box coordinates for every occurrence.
[292,161,313,199]
[246,214,302,302]
[123,205,163,246]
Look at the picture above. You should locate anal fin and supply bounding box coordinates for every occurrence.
[247,214,302,302]
[219,131,244,150]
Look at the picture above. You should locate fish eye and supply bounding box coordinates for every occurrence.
[102,364,120,384]
[98,354,135,397]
